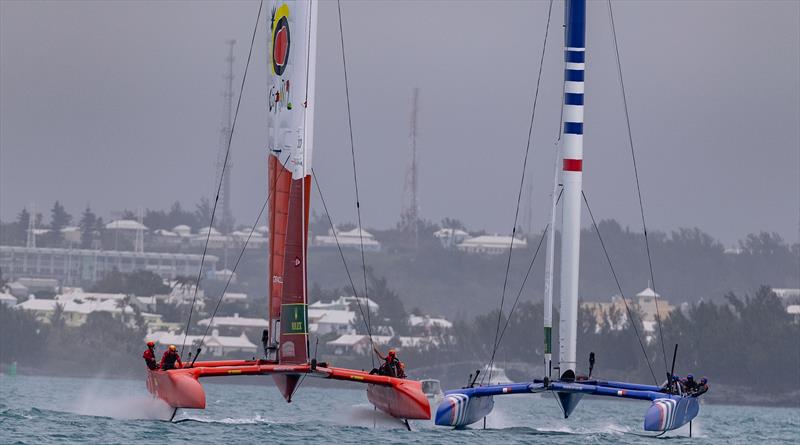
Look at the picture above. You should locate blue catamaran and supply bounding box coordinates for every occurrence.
[434,0,704,434]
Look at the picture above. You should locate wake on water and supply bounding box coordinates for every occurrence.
[64,378,174,421]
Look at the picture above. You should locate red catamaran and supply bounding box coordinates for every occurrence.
[146,0,430,422]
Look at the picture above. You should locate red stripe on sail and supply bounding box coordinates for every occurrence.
[563,159,583,171]
[278,175,311,366]
[268,157,292,324]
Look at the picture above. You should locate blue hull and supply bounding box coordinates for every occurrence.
[434,379,701,432]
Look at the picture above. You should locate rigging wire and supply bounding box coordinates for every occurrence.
[606,0,669,376]
[311,168,376,367]
[485,0,555,384]
[582,190,659,385]
[192,157,291,361]
[195,198,268,358]
[492,189,563,353]
[180,0,264,356]
[336,0,375,364]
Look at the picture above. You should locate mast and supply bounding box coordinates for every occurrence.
[266,0,317,400]
[543,146,559,378]
[558,0,586,380]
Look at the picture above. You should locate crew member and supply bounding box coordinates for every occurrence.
[160,345,183,371]
[371,347,406,378]
[692,377,709,396]
[682,374,698,393]
[142,341,158,370]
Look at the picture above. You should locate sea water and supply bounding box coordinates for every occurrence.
[1,374,797,444]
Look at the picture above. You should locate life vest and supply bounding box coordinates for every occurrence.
[161,351,180,370]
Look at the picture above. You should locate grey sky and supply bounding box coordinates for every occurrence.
[1,0,798,246]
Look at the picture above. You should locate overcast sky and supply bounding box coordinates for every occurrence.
[1,0,798,246]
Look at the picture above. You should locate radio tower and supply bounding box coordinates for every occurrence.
[216,39,236,233]
[400,87,420,247]
[26,202,36,248]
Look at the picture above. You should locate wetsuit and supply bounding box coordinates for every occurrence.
[143,348,158,370]
[379,358,406,378]
[692,383,709,397]
[160,350,183,370]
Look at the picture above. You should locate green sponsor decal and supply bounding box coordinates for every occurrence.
[544,327,552,354]
[281,304,308,334]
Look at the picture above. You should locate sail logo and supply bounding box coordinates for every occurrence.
[281,303,308,335]
[271,4,291,76]
[281,340,296,358]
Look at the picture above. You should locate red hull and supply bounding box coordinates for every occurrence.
[367,382,431,420]
[145,360,430,419]
[146,368,205,409]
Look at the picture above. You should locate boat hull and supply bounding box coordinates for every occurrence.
[146,368,205,409]
[435,392,494,427]
[644,396,700,432]
[366,381,431,420]
[144,361,430,420]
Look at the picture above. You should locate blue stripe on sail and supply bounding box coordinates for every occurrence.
[564,93,584,105]
[564,122,583,135]
[565,69,584,82]
[565,50,585,63]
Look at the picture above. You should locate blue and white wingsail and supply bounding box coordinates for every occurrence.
[435,0,705,433]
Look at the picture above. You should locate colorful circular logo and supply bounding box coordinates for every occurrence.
[272,8,290,76]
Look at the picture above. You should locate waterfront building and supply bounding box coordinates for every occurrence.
[0,245,218,286]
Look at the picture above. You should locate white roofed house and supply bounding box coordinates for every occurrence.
[457,234,528,254]
[105,219,148,251]
[580,286,675,337]
[314,228,381,252]
[197,313,267,341]
[172,225,192,237]
[408,314,453,334]
[151,229,182,247]
[309,295,379,314]
[146,329,257,358]
[771,288,800,305]
[0,292,18,307]
[326,334,392,356]
[230,229,269,249]
[308,308,356,336]
[15,293,162,328]
[190,226,233,249]
[166,280,205,307]
[434,228,470,248]
[60,226,82,246]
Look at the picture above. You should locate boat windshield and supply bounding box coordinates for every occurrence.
[422,380,441,394]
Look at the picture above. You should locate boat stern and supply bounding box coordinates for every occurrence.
[435,392,494,427]
[146,368,206,409]
[644,397,700,432]
[366,379,431,420]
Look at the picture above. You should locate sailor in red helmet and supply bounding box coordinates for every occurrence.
[160,344,183,371]
[142,341,158,370]
[371,346,406,379]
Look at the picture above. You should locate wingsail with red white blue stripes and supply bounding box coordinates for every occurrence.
[433,0,707,435]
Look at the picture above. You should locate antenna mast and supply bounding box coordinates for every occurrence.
[26,202,36,248]
[400,87,420,247]
[217,39,237,233]
[135,207,144,253]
